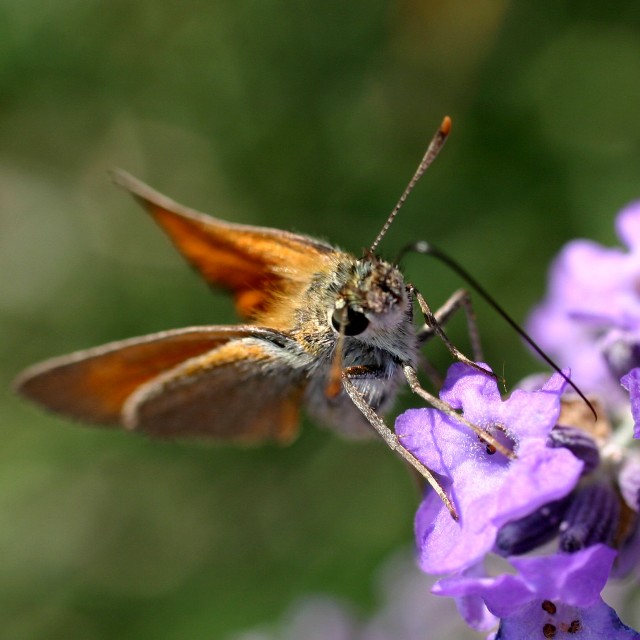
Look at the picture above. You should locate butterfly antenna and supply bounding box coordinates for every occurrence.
[369,116,452,256]
[400,241,598,421]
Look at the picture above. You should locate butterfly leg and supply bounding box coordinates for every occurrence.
[417,287,483,361]
[340,367,458,519]
[408,284,500,383]
[402,363,514,461]
[413,288,482,388]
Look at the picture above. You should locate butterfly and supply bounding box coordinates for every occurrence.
[14,118,505,515]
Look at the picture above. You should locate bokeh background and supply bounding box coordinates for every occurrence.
[3,1,640,638]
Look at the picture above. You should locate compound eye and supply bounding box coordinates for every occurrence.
[331,306,370,336]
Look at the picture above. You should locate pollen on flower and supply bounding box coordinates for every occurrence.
[476,424,516,460]
[565,619,582,633]
[477,433,501,456]
[543,622,557,637]
[542,600,557,615]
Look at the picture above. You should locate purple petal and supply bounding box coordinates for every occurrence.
[545,239,631,323]
[618,454,640,511]
[496,598,640,640]
[454,592,497,633]
[508,545,616,607]
[434,571,531,620]
[415,488,500,574]
[439,362,502,412]
[396,409,467,476]
[487,443,582,527]
[621,368,640,438]
[440,364,567,441]
[441,563,499,632]
[497,372,567,440]
[615,201,640,250]
[434,546,617,616]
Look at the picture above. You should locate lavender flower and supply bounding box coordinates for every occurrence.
[433,545,640,639]
[406,201,640,638]
[527,201,640,411]
[397,363,583,574]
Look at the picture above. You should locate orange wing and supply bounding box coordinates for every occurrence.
[122,337,307,443]
[14,326,292,429]
[111,170,336,320]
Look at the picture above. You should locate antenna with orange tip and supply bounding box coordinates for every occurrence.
[368,116,452,255]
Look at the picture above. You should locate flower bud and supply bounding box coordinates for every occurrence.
[495,495,573,556]
[559,484,620,552]
[547,425,600,474]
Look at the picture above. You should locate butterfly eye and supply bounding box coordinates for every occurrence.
[331,306,370,336]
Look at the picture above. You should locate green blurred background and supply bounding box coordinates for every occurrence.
[3,1,640,638]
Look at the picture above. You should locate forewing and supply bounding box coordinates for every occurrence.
[14,326,285,426]
[111,170,336,319]
[122,336,308,444]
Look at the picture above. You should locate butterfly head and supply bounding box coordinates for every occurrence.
[328,257,409,338]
